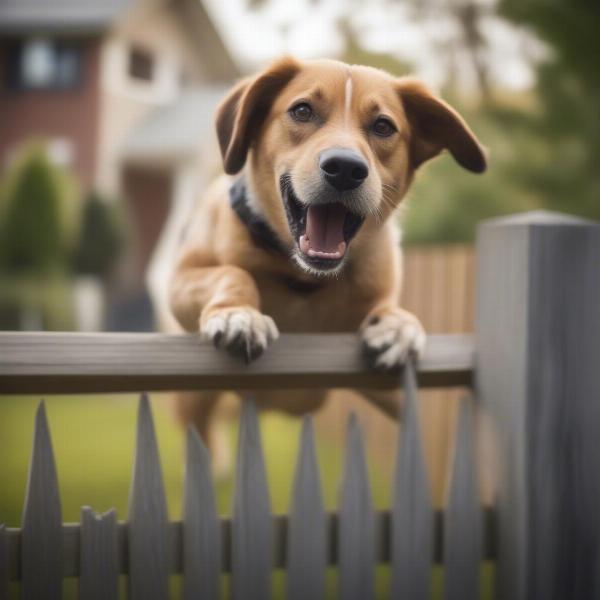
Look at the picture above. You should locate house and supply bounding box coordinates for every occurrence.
[0,0,240,330]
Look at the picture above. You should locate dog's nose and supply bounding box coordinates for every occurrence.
[319,148,369,192]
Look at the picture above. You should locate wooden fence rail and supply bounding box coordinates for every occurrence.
[0,333,473,394]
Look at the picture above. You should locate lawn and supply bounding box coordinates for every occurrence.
[0,393,493,598]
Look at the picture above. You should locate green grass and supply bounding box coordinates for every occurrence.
[0,394,493,598]
[0,393,391,524]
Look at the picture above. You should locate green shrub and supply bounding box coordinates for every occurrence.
[72,191,124,279]
[0,145,77,274]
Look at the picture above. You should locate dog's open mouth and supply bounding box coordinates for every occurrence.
[281,175,364,271]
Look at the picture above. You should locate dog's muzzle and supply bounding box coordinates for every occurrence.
[280,174,365,271]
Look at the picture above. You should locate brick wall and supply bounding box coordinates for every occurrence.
[0,36,102,188]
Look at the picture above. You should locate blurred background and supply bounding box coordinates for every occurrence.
[1,0,598,332]
[0,0,597,594]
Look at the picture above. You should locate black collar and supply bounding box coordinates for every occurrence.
[229,177,324,294]
[229,177,287,257]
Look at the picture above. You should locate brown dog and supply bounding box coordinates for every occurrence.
[169,57,486,444]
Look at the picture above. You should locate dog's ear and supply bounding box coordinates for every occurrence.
[396,78,487,173]
[215,57,301,175]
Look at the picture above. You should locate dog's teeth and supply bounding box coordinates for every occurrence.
[299,235,310,254]
[306,249,343,259]
[299,233,347,261]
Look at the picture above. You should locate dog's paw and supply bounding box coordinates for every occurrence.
[201,307,279,362]
[360,309,426,371]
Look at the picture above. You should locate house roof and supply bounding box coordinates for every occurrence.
[120,85,227,164]
[0,0,240,78]
[0,0,134,34]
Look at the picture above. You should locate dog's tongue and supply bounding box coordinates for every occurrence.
[305,204,346,254]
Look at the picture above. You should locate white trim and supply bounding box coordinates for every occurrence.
[101,38,180,105]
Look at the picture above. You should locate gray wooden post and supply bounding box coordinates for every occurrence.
[80,507,119,600]
[128,394,170,600]
[183,426,220,600]
[21,401,62,600]
[287,417,327,600]
[444,398,481,600]
[390,362,432,600]
[338,414,375,600]
[475,211,600,600]
[231,399,272,600]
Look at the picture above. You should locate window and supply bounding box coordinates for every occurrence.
[128,46,154,82]
[6,38,82,90]
[22,40,54,87]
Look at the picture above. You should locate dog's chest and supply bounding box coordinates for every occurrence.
[255,272,372,332]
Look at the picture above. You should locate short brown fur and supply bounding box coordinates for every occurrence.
[169,57,485,445]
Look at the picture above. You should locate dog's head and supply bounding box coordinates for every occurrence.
[216,57,486,275]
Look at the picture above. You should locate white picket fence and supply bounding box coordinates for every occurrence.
[0,362,489,600]
[2,210,599,600]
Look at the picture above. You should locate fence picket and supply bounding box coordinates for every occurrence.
[128,394,169,600]
[182,426,221,600]
[79,507,118,600]
[286,417,327,600]
[0,524,8,600]
[339,413,375,600]
[444,398,481,600]
[21,401,62,600]
[232,398,272,600]
[390,361,433,599]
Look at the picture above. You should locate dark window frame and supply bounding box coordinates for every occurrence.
[4,38,84,91]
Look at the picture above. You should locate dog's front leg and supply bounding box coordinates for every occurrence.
[360,305,426,371]
[357,306,425,419]
[170,264,279,361]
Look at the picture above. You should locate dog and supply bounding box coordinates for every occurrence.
[168,57,486,446]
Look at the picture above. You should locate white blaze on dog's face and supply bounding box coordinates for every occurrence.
[216,58,486,276]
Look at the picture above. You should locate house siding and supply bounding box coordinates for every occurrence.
[0,36,102,188]
[95,1,208,194]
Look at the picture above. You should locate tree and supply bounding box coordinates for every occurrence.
[497,0,600,219]
[0,146,68,274]
[72,191,124,280]
[243,0,598,240]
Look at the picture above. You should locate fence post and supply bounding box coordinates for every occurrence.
[21,402,62,600]
[475,211,600,600]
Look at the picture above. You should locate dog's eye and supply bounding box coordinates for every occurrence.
[289,102,313,122]
[372,117,396,137]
